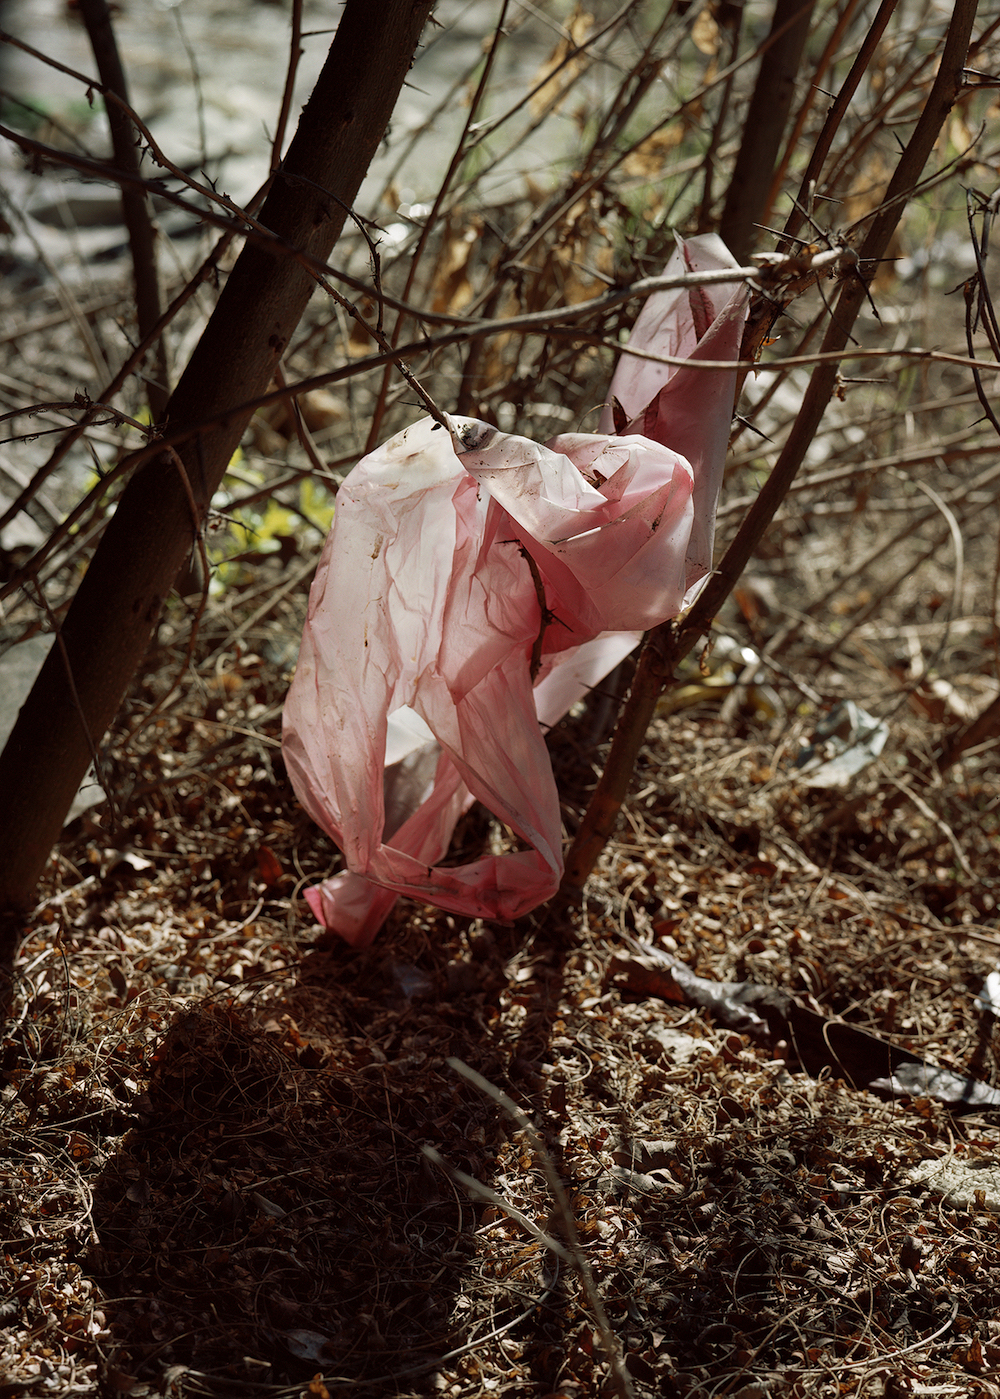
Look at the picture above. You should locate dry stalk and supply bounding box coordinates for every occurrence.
[447,1056,637,1399]
[77,0,170,420]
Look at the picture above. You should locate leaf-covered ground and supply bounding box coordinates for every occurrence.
[3,588,1000,1399]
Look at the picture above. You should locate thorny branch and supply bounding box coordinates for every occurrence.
[557,0,983,901]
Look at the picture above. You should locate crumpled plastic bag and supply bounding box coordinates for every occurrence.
[282,234,748,945]
[599,232,753,592]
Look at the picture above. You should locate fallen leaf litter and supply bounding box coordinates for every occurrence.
[2,645,1000,1398]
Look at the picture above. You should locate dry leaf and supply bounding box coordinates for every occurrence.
[622,125,685,181]
[692,6,720,56]
[529,8,593,116]
[431,216,481,314]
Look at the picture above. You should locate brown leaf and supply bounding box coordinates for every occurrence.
[256,845,283,886]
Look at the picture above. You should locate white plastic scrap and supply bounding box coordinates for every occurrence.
[976,969,1000,1019]
[793,699,889,788]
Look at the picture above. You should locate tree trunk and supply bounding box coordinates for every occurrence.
[0,0,435,924]
[719,0,816,263]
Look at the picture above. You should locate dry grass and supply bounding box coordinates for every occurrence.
[4,673,1000,1397]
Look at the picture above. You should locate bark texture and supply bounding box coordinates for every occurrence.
[719,0,817,263]
[0,0,435,920]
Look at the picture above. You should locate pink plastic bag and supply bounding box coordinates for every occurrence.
[282,235,748,945]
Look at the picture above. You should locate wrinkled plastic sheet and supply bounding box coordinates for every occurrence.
[283,235,749,945]
[615,943,1000,1114]
[793,699,890,788]
[976,968,1000,1018]
[868,1062,1000,1110]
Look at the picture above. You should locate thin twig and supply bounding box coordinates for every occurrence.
[557,0,982,900]
[779,0,899,252]
[78,0,170,418]
[0,218,240,537]
[447,1058,637,1399]
[421,1145,574,1262]
[365,0,512,450]
[885,776,975,879]
[271,0,304,172]
[3,331,995,613]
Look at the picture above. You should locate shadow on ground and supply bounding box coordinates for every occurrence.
[87,954,509,1393]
